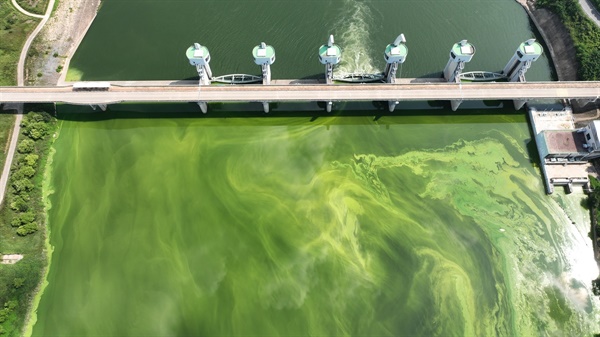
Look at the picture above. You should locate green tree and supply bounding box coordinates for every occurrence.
[19,154,38,167]
[10,218,21,228]
[16,222,37,236]
[537,0,600,81]
[24,122,49,140]
[28,111,52,123]
[10,212,35,227]
[9,197,28,212]
[0,308,8,323]
[11,178,33,193]
[17,139,34,154]
[15,166,35,179]
[18,212,35,223]
[5,301,16,311]
[21,112,52,129]
[580,48,600,80]
[590,176,600,208]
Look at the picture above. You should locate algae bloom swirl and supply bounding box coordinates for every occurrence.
[32,116,599,336]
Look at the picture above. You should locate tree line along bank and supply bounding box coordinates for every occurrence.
[0,109,57,337]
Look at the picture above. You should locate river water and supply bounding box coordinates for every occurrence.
[30,0,600,336]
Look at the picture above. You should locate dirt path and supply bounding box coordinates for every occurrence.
[0,114,21,208]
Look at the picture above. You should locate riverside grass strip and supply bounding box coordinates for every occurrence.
[14,0,49,16]
[0,109,56,337]
[0,1,38,86]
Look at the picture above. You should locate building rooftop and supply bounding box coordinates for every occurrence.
[385,43,408,57]
[545,162,593,180]
[529,109,574,134]
[319,44,341,57]
[186,45,210,60]
[519,41,543,55]
[592,120,600,132]
[542,130,587,154]
[252,44,275,58]
[452,41,475,56]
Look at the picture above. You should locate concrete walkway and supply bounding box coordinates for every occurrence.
[0,0,55,207]
[10,0,45,19]
[0,114,22,207]
[579,0,600,28]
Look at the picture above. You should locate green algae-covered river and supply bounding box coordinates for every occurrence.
[31,0,600,335]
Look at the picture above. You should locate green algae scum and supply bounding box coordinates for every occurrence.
[29,0,600,335]
[30,113,600,335]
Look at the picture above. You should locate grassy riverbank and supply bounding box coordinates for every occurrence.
[0,11,49,336]
[14,1,49,16]
[1,1,84,336]
[537,0,600,80]
[0,108,57,337]
[0,2,38,86]
[0,3,46,334]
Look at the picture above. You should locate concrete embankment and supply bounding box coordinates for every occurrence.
[516,0,578,81]
[517,0,600,113]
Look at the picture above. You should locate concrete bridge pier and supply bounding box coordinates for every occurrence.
[450,99,462,111]
[326,101,333,113]
[197,101,208,113]
[513,99,527,110]
[319,35,341,85]
[90,104,107,111]
[388,100,399,112]
[576,97,599,105]
[384,34,408,84]
[325,65,334,85]
[262,102,269,113]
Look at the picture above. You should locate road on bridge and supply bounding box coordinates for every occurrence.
[1,81,599,105]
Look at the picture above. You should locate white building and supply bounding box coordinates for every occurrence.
[582,120,600,157]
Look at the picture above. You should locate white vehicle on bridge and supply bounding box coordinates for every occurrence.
[72,82,111,91]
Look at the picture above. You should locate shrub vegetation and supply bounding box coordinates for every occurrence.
[537,0,600,80]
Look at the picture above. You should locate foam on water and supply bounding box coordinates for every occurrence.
[334,0,378,75]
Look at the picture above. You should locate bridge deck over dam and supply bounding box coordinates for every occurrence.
[0,81,599,106]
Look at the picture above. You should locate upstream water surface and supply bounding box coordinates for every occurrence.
[31,0,600,335]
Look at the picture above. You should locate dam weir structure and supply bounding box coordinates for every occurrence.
[181,37,546,113]
[1,38,599,113]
